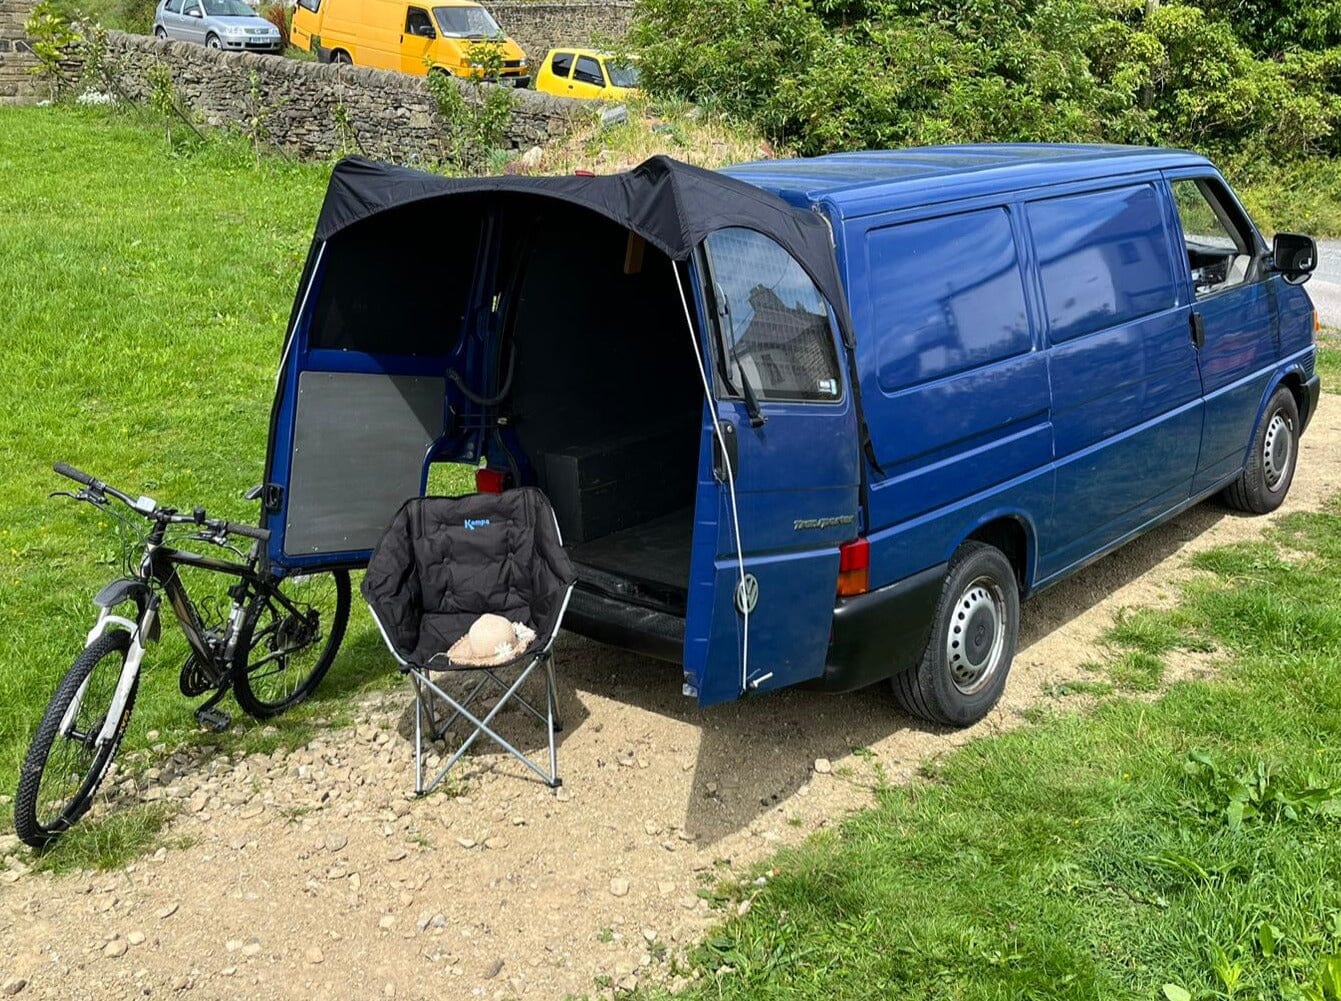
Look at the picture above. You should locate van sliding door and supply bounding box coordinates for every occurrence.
[682,230,861,706]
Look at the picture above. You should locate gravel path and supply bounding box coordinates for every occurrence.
[2,394,1339,1001]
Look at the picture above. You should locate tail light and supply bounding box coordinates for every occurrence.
[837,537,870,597]
[475,467,506,494]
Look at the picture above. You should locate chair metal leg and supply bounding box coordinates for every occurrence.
[545,652,563,733]
[412,673,424,795]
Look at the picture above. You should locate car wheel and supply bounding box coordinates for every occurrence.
[1222,385,1300,514]
[154,25,167,39]
[331,49,351,65]
[890,541,1019,727]
[206,33,221,49]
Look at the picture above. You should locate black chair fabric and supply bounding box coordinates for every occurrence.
[363,490,577,670]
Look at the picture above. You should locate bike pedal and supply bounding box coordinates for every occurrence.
[194,706,232,732]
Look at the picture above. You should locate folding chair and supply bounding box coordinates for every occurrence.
[362,489,577,794]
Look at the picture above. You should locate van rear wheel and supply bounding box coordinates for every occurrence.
[1222,385,1299,514]
[891,541,1018,727]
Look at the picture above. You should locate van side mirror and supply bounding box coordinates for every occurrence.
[1271,232,1318,284]
[411,22,435,38]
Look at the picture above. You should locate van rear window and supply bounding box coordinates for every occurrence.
[866,207,1031,393]
[1027,185,1177,342]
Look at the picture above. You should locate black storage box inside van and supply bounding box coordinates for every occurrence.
[543,425,697,545]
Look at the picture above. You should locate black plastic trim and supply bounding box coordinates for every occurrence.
[1302,373,1322,432]
[816,562,947,693]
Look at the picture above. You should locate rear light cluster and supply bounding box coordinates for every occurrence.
[837,537,870,597]
[475,467,507,494]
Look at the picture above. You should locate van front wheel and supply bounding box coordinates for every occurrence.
[891,541,1018,727]
[1222,385,1299,514]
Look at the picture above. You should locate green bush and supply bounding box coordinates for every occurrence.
[630,0,1341,169]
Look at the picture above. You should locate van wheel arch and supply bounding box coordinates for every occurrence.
[330,48,352,65]
[1279,370,1310,428]
[964,516,1032,595]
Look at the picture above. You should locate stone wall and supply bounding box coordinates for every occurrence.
[488,2,633,64]
[0,0,41,105]
[93,30,588,163]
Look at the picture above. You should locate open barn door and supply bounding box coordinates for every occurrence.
[680,230,862,706]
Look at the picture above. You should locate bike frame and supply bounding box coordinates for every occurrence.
[69,531,308,749]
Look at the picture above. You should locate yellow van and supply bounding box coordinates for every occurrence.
[291,0,529,86]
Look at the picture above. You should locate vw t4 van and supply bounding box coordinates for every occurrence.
[261,146,1321,726]
[291,0,529,85]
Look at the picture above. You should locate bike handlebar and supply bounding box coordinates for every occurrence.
[54,463,271,543]
[53,462,97,488]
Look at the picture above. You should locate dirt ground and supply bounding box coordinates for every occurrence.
[2,395,1339,1001]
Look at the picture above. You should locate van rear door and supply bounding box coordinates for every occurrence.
[682,229,861,706]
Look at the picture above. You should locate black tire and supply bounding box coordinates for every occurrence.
[232,570,351,719]
[891,541,1019,727]
[206,33,221,49]
[1222,386,1299,514]
[15,631,139,849]
[331,49,351,65]
[154,25,167,39]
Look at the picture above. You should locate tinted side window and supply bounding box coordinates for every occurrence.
[550,51,573,77]
[296,0,319,11]
[164,0,181,11]
[703,228,842,403]
[867,207,1031,393]
[574,56,604,86]
[1028,185,1178,342]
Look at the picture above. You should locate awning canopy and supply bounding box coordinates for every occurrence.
[310,155,852,341]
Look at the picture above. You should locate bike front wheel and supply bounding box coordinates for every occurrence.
[231,569,351,719]
[15,630,139,849]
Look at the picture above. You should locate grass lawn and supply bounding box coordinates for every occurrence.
[636,513,1341,999]
[0,106,422,867]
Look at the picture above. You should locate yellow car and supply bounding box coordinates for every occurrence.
[534,48,640,100]
[291,0,529,86]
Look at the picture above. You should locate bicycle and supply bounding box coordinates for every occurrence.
[14,463,351,849]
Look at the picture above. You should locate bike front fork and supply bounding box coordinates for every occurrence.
[59,602,159,748]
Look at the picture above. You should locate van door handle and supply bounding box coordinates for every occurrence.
[713,421,738,482]
[1190,311,1206,350]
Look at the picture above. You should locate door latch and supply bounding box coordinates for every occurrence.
[713,422,738,481]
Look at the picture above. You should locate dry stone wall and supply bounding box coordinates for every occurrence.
[0,0,41,105]
[93,31,589,163]
[487,2,633,64]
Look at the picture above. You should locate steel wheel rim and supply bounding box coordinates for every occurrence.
[946,575,1007,695]
[1263,410,1294,492]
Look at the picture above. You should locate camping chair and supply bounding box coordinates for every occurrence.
[362,489,577,794]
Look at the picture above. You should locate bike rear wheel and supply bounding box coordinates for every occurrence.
[15,631,139,849]
[231,569,350,718]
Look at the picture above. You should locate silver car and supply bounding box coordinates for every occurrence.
[153,0,283,53]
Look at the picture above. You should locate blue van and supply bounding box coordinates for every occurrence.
[263,145,1321,727]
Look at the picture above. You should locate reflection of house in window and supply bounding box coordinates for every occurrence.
[733,285,835,397]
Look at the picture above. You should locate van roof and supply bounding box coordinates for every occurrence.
[723,143,1214,217]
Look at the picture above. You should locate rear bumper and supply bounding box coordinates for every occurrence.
[1303,373,1322,432]
[816,562,946,693]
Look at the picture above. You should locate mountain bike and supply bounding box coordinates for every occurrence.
[14,463,351,849]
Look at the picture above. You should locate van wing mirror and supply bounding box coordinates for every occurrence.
[1271,232,1318,284]
[413,23,435,37]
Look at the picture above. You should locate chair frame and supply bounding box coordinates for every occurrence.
[368,572,574,796]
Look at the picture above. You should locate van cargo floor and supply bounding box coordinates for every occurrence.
[567,508,693,591]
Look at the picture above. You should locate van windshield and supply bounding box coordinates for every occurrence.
[606,62,639,88]
[432,5,503,38]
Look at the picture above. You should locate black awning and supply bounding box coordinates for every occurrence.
[311,155,852,342]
